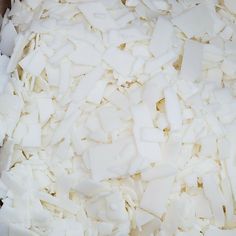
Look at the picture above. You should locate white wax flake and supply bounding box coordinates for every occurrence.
[141,163,177,181]
[140,176,174,216]
[202,173,225,227]
[9,224,35,236]
[0,140,14,174]
[205,228,236,236]
[135,208,154,229]
[76,179,107,197]
[0,55,10,94]
[0,20,17,56]
[24,0,41,9]
[172,4,214,38]
[224,0,236,14]
[37,97,54,124]
[49,43,74,65]
[51,104,80,145]
[73,67,104,103]
[0,94,23,136]
[131,103,161,163]
[145,50,177,75]
[149,16,174,57]
[78,2,117,32]
[98,106,123,133]
[87,80,107,104]
[59,59,71,94]
[2,0,236,234]
[140,127,165,143]
[38,192,80,214]
[19,48,46,77]
[221,56,236,77]
[192,193,212,219]
[176,229,201,236]
[21,123,41,148]
[103,47,135,76]
[181,40,203,81]
[7,33,30,73]
[88,139,134,181]
[164,87,182,131]
[69,41,101,66]
[45,63,60,87]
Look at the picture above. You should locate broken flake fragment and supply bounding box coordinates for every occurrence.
[0,20,17,56]
[172,4,214,38]
[149,16,174,57]
[88,139,134,181]
[131,103,161,164]
[19,48,46,77]
[164,87,182,131]
[140,176,174,216]
[78,2,117,32]
[180,40,203,81]
[103,47,135,76]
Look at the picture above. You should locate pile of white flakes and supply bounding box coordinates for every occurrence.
[1,0,236,235]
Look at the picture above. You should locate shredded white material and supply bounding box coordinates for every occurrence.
[0,0,236,235]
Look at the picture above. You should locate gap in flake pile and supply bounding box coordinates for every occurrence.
[0,0,236,235]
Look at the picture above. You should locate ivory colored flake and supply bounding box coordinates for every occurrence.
[164,87,182,131]
[140,176,174,216]
[24,0,41,9]
[7,33,30,73]
[88,139,134,181]
[180,40,203,81]
[0,140,14,174]
[172,4,214,38]
[37,97,54,124]
[131,103,161,163]
[59,59,71,94]
[202,173,225,227]
[0,21,17,56]
[224,0,236,14]
[176,229,201,236]
[140,127,165,143]
[69,41,101,66]
[21,123,41,148]
[78,2,117,32]
[73,67,104,103]
[205,228,236,236]
[103,47,135,76]
[149,16,174,57]
[45,63,60,87]
[87,80,107,104]
[0,55,10,94]
[192,194,212,219]
[135,208,154,229]
[19,48,46,77]
[141,163,177,181]
[51,105,80,145]
[9,224,34,236]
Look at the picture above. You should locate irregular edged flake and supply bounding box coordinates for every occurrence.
[172,4,214,38]
[149,16,174,57]
[164,87,182,131]
[69,41,102,66]
[180,40,203,81]
[140,176,174,216]
[78,2,117,32]
[0,21,17,56]
[131,103,161,164]
[103,47,135,76]
[88,138,135,181]
[19,48,46,77]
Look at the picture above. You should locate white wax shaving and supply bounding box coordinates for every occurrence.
[0,0,236,235]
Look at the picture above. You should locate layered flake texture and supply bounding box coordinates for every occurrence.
[0,0,236,235]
